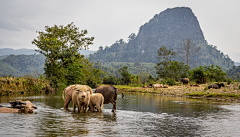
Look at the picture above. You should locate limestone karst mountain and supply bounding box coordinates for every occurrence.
[90,7,234,70]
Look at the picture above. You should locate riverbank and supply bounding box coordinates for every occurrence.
[114,82,240,102]
[0,77,54,96]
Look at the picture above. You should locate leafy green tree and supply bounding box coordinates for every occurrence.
[189,65,227,83]
[32,22,98,89]
[189,66,208,84]
[205,64,227,82]
[155,46,189,80]
[118,66,132,84]
[155,46,177,78]
[163,61,190,81]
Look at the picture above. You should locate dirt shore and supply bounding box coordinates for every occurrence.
[115,82,240,102]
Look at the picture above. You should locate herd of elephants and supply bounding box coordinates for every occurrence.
[0,78,225,114]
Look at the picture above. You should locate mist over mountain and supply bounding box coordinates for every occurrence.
[0,48,96,57]
[90,7,234,70]
[0,48,36,56]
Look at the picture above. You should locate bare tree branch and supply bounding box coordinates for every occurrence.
[177,38,200,66]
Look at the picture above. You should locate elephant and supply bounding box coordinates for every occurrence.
[62,84,93,109]
[95,85,124,112]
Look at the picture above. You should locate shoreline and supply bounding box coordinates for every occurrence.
[115,82,240,102]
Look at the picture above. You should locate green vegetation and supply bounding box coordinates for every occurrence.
[0,76,53,96]
[155,46,189,81]
[189,64,227,84]
[0,54,45,77]
[226,65,240,81]
[32,22,101,90]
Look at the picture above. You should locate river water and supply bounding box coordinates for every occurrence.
[0,93,240,137]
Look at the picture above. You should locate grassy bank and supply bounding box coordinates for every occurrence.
[0,77,54,96]
[115,82,240,102]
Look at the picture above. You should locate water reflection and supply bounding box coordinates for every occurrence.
[0,93,239,136]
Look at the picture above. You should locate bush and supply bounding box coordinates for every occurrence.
[226,78,233,85]
[161,78,176,86]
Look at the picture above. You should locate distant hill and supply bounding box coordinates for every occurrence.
[79,50,96,55]
[0,48,96,56]
[234,62,240,66]
[0,54,45,77]
[90,7,234,70]
[0,48,36,56]
[0,49,96,77]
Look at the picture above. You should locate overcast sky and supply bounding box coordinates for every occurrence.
[0,0,239,62]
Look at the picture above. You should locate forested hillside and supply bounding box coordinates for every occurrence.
[226,66,240,81]
[0,48,36,56]
[89,7,234,70]
[93,61,157,78]
[0,54,45,77]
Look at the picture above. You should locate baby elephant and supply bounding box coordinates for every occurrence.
[89,93,104,112]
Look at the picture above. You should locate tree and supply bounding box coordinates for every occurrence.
[118,66,132,84]
[32,22,99,89]
[155,46,190,80]
[189,65,227,83]
[155,46,176,78]
[205,64,227,82]
[178,38,200,66]
[163,61,190,81]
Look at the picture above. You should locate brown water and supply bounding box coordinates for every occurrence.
[0,93,240,136]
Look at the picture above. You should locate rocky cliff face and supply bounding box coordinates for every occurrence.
[89,7,234,70]
[135,7,206,53]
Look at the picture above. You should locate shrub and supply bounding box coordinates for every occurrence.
[227,78,233,85]
[204,86,208,90]
[161,78,176,86]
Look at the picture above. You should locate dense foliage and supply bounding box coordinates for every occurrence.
[226,66,240,81]
[0,54,45,77]
[32,23,101,89]
[189,65,227,83]
[89,7,234,70]
[93,61,157,78]
[155,46,189,80]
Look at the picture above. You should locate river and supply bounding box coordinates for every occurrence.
[0,93,240,136]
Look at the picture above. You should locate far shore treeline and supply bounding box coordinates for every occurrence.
[1,7,240,94]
